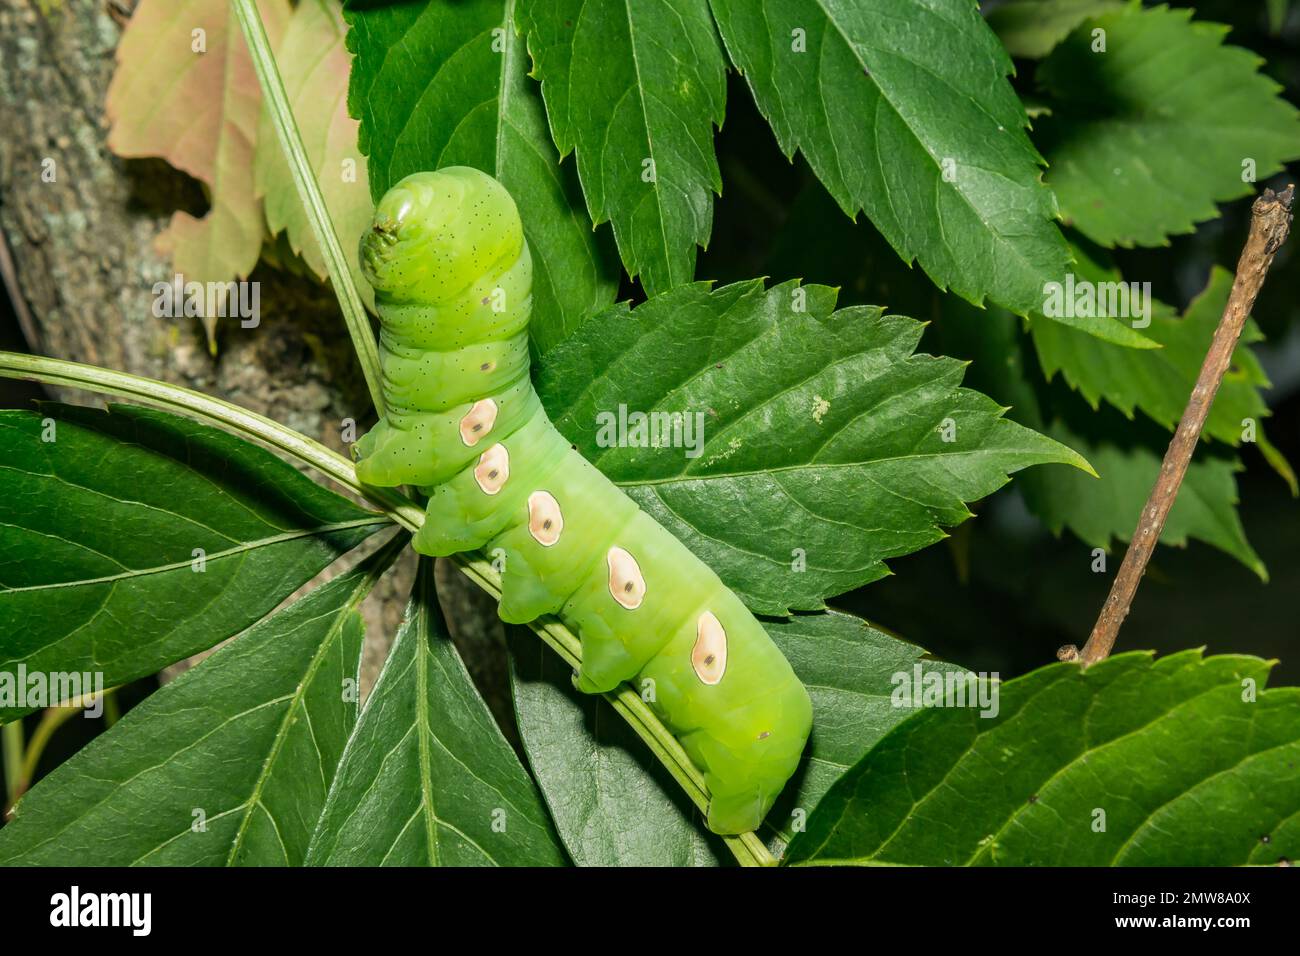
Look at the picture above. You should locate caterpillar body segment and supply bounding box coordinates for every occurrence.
[356,166,813,836]
[353,378,540,489]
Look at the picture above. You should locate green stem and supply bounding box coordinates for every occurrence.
[20,700,90,788]
[102,690,120,729]
[0,353,424,531]
[0,354,776,867]
[2,720,24,809]
[231,0,385,415]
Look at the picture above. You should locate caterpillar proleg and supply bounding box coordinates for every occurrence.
[355,167,812,835]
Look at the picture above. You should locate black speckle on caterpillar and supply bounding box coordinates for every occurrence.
[355,167,812,835]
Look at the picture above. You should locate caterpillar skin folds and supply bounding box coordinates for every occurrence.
[356,166,813,835]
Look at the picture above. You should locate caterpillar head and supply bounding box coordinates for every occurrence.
[360,167,525,306]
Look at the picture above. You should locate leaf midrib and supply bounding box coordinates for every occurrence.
[618,443,1043,489]
[806,0,1052,284]
[225,592,365,865]
[622,0,673,282]
[413,599,442,866]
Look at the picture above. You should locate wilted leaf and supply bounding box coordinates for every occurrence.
[786,651,1300,866]
[0,405,388,725]
[537,279,1090,615]
[107,0,290,344]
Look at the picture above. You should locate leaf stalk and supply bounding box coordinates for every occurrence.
[231,0,385,415]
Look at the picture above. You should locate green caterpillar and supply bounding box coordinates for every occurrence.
[354,167,812,835]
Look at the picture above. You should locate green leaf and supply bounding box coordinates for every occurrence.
[517,0,727,296]
[537,279,1090,615]
[508,608,963,864]
[344,0,617,353]
[986,0,1124,59]
[0,405,388,725]
[1029,261,1293,489]
[766,177,1151,347]
[1018,424,1265,580]
[760,612,968,851]
[785,650,1300,866]
[507,626,727,866]
[708,0,1069,315]
[1036,3,1300,248]
[1269,0,1290,35]
[1031,293,1158,348]
[0,538,401,865]
[305,560,565,866]
[933,289,1267,577]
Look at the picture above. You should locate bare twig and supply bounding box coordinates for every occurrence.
[1079,185,1295,666]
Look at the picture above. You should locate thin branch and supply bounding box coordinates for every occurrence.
[1079,185,1295,667]
[230,0,385,415]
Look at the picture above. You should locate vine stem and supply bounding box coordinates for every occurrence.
[18,690,115,789]
[0,354,777,867]
[1077,185,1295,667]
[453,556,773,866]
[230,0,385,415]
[2,720,24,814]
[0,352,423,530]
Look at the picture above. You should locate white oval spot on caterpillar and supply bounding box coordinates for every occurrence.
[527,491,563,546]
[474,443,509,495]
[606,546,645,609]
[459,399,499,447]
[692,611,727,685]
